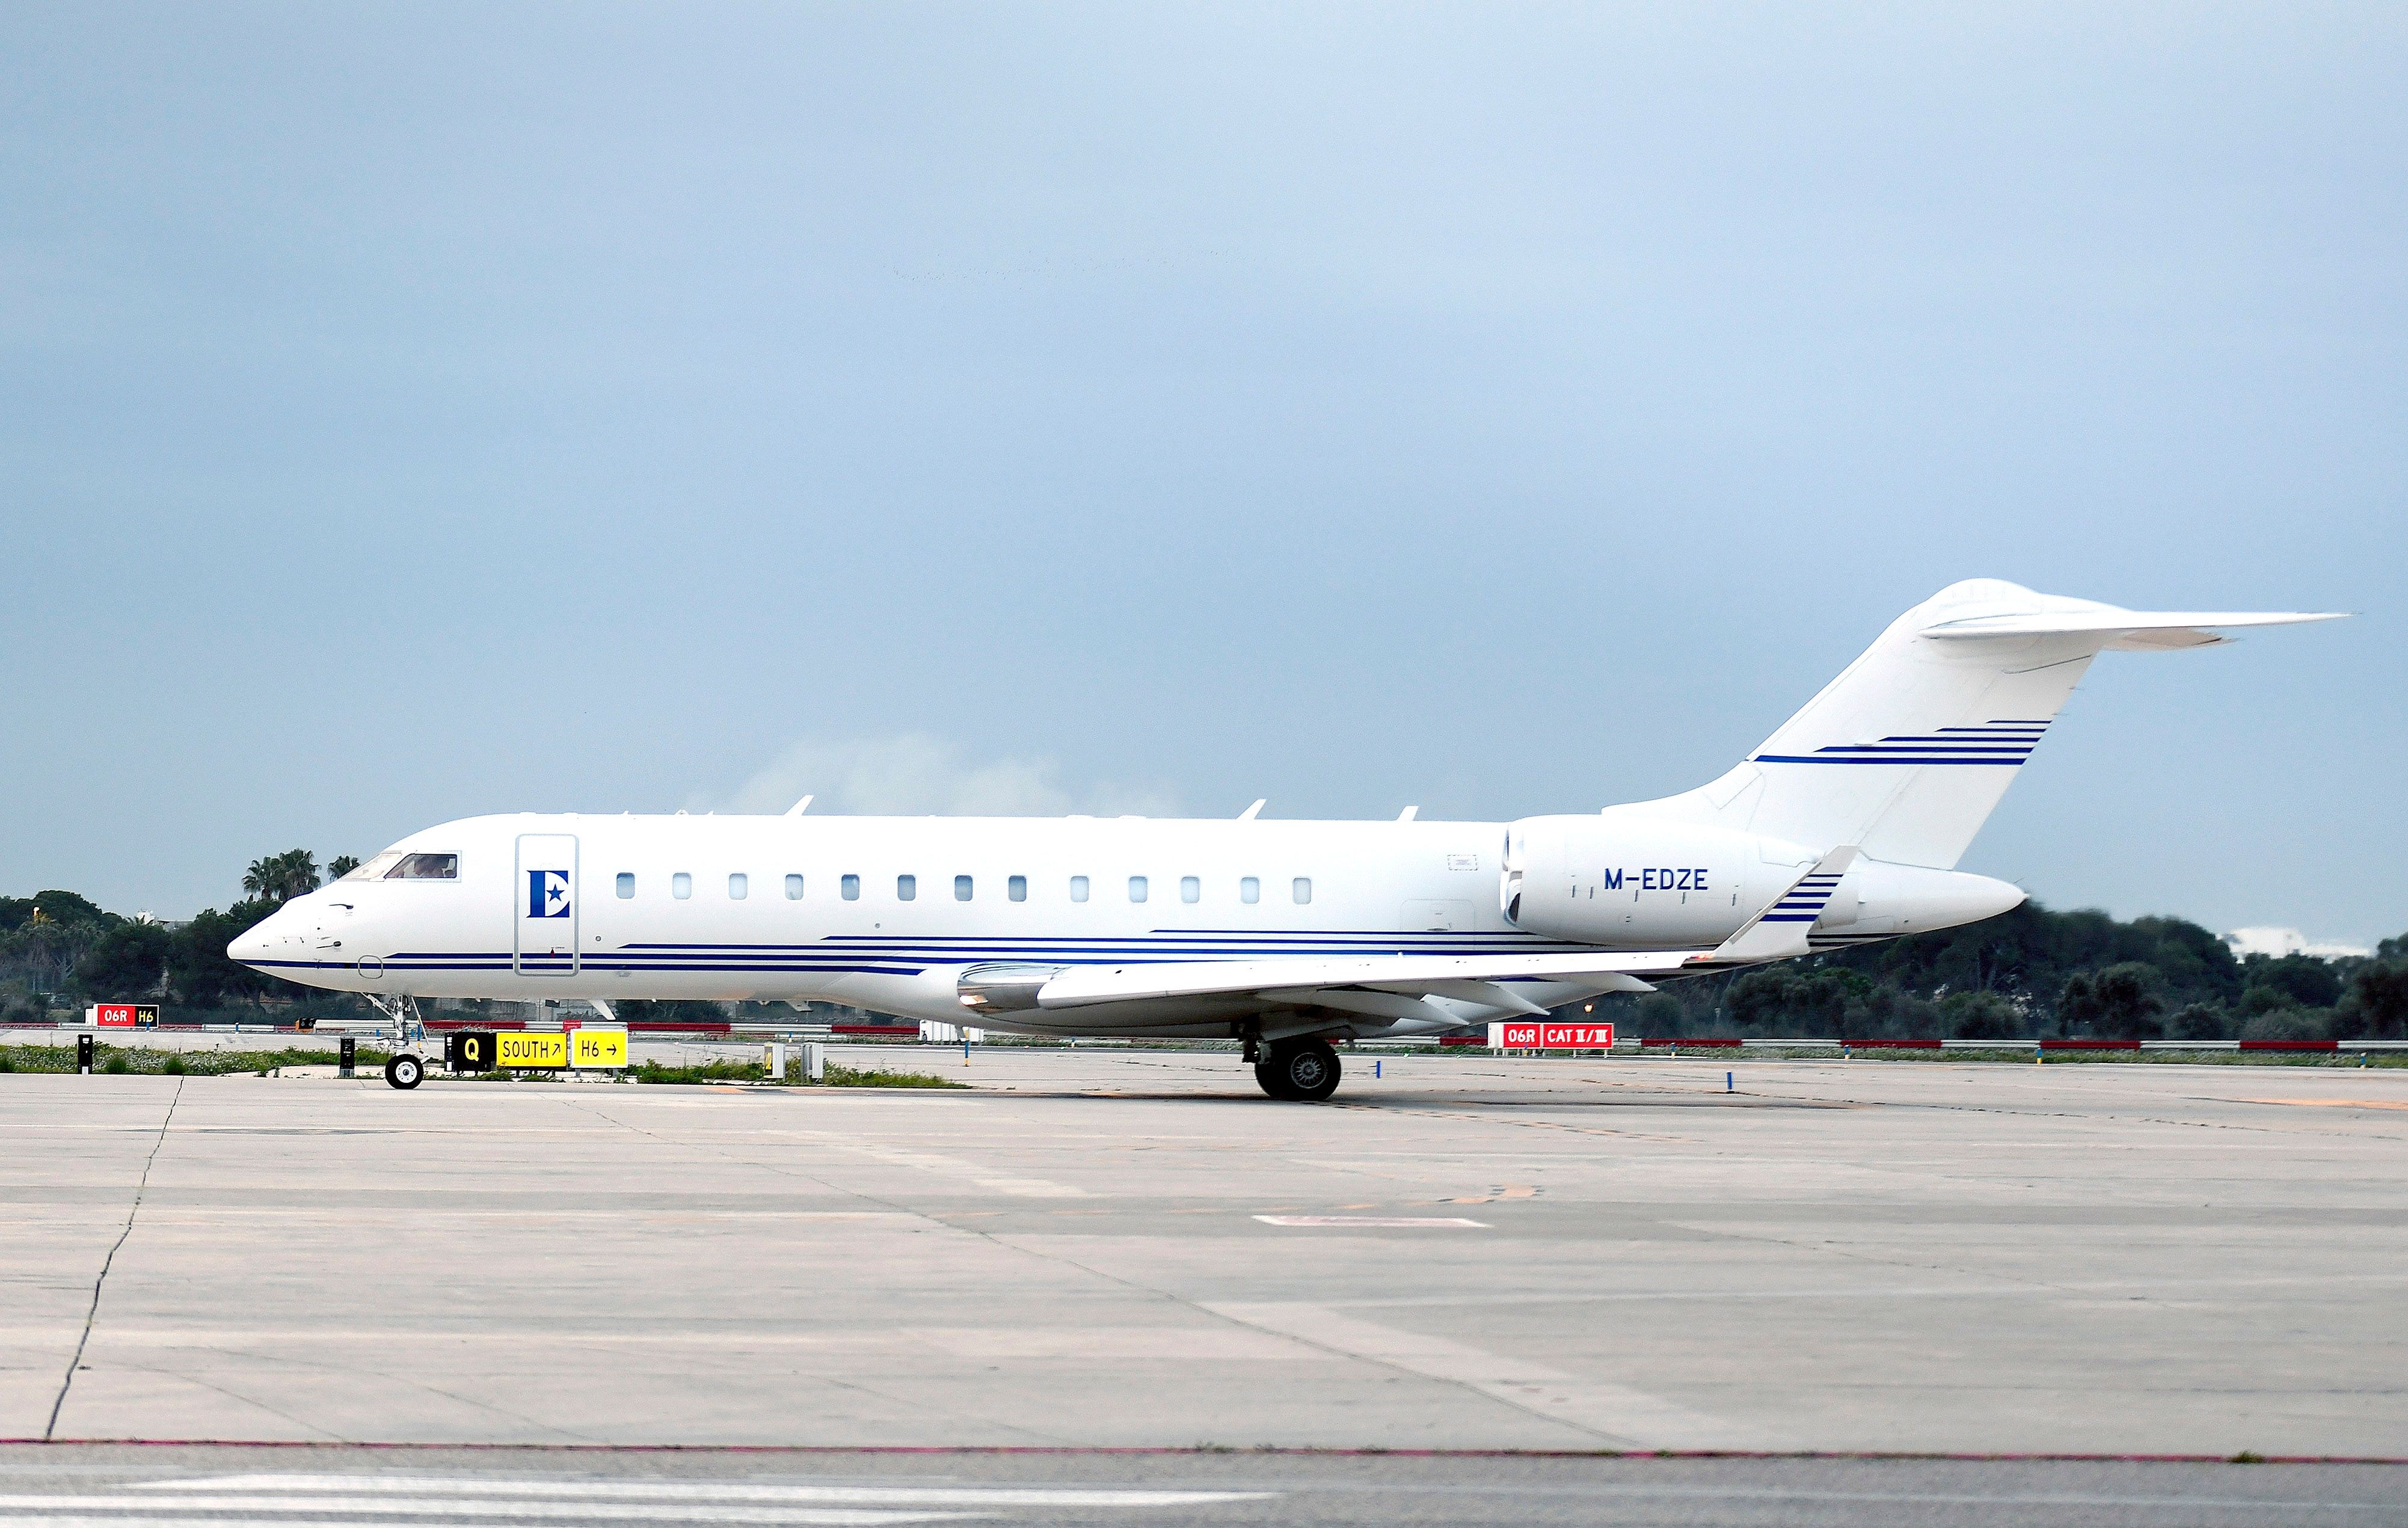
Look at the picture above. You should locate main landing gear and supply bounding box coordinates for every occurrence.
[1255,1038,1342,1102]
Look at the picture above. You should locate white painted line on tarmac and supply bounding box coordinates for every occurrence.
[134,1476,1274,1507]
[0,1503,969,1526]
[1253,1215,1487,1227]
[973,1178,1090,1197]
[0,1517,963,1528]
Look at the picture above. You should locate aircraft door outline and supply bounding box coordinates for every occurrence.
[514,834,579,977]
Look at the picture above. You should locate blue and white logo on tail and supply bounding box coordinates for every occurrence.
[1703,847,1863,966]
[527,869,571,919]
[1758,869,1850,924]
[1752,719,2051,767]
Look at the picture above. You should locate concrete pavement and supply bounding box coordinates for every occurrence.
[0,1444,2401,1527]
[2,1050,2404,1456]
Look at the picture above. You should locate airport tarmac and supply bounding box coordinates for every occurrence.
[0,1443,2401,1528]
[3,1049,2404,1475]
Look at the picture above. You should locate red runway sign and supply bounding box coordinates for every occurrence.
[89,1003,159,1028]
[1491,1021,1615,1049]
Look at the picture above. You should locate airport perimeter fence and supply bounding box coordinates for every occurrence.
[1442,1035,2408,1055]
[10,1020,2407,1058]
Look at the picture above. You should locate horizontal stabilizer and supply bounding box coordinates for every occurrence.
[1627,579,2347,869]
[1920,608,2345,650]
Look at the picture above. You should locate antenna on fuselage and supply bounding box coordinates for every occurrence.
[787,795,814,816]
[1396,806,1418,821]
[1238,799,1265,821]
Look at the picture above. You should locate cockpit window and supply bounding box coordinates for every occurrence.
[385,852,459,880]
[342,851,404,882]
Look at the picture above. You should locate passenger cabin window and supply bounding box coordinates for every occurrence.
[1070,875,1089,903]
[954,874,972,901]
[1008,875,1027,902]
[1128,875,1148,903]
[1180,875,1200,904]
[672,872,692,899]
[897,874,917,901]
[386,852,458,880]
[728,873,748,900]
[784,874,804,900]
[1240,876,1259,904]
[841,874,861,901]
[1292,876,1312,904]
[615,873,634,899]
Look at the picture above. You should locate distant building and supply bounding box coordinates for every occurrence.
[2225,926,2371,961]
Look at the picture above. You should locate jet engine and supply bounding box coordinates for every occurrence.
[1500,815,1794,947]
[1502,813,2024,949]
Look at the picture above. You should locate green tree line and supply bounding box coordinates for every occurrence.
[1606,902,2408,1043]
[6,854,2403,1041]
[0,849,358,1021]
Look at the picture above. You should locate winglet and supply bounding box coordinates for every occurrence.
[1712,846,1860,964]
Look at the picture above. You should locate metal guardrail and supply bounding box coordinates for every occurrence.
[1627,1037,2408,1053]
[13,1021,2404,1055]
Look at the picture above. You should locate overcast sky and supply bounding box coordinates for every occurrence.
[3,4,2401,944]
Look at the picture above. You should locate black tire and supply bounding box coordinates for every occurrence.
[1259,1039,1341,1102]
[385,1053,423,1091]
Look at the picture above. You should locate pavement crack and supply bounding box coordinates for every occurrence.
[45,1075,182,1440]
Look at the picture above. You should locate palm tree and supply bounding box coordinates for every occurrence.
[327,855,361,881]
[278,849,321,900]
[243,849,322,904]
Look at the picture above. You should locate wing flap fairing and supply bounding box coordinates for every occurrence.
[1032,952,1676,1011]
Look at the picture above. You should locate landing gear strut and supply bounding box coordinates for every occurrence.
[1254,1038,1342,1101]
[366,994,428,1091]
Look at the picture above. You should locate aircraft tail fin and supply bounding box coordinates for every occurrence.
[1626,580,2344,869]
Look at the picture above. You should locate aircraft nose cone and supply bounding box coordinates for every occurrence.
[229,910,289,966]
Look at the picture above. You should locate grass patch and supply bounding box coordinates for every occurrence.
[824,1062,965,1089]
[0,1043,390,1076]
[621,1057,965,1088]
[630,1058,762,1085]
[1718,1046,2408,1068]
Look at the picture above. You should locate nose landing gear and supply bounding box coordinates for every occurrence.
[1255,1038,1342,1101]
[366,994,428,1091]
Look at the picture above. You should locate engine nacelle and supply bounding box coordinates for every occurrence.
[1501,814,2025,949]
[1502,815,1804,947]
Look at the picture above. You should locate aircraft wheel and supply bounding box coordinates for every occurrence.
[1259,1039,1341,1102]
[385,1053,424,1091]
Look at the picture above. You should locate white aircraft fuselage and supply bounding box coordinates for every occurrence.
[231,809,2019,1035]
[231,580,2342,1096]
